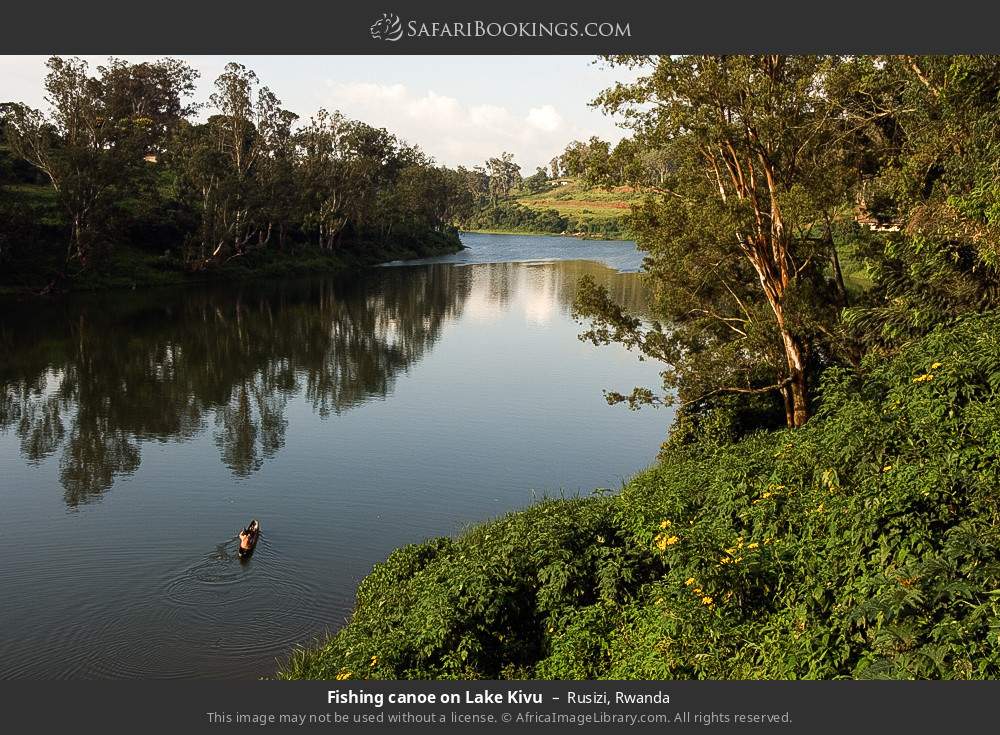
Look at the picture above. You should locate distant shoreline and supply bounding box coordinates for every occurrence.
[0,234,463,299]
[460,228,627,242]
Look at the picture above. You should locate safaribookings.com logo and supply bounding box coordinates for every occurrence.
[370,13,404,41]
[369,13,631,42]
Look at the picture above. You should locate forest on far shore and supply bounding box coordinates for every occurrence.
[0,58,539,293]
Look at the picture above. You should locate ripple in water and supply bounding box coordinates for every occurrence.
[158,536,325,674]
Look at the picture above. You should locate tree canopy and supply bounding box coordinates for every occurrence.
[0,57,473,287]
[575,54,1000,431]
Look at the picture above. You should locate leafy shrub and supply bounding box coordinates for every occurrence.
[279,313,1000,680]
[281,496,657,680]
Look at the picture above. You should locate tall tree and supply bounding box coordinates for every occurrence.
[297,108,354,250]
[95,57,199,154]
[579,55,860,427]
[2,56,196,267]
[486,152,521,203]
[169,62,295,266]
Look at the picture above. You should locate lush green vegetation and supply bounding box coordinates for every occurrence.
[461,178,638,239]
[279,55,1000,681]
[577,55,1000,430]
[7,54,1000,681]
[0,58,465,294]
[279,312,1000,680]
[449,144,641,239]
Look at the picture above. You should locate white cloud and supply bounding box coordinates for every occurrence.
[322,80,587,171]
[526,105,563,133]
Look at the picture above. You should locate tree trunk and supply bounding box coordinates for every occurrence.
[760,271,811,428]
[780,327,810,428]
[830,247,849,309]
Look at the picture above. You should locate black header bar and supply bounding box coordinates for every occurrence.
[2,0,999,54]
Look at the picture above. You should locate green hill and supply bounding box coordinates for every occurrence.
[464,178,643,240]
[517,178,643,235]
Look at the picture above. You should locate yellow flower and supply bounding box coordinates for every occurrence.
[883,464,893,472]
[685,577,695,586]
[370,655,378,667]
[654,533,678,551]
[660,519,671,529]
[747,542,759,549]
[912,373,934,383]
[701,596,714,606]
[931,362,942,370]
[720,556,731,564]
[336,670,352,680]
[693,588,702,595]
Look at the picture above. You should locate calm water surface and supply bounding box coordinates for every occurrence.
[0,232,669,679]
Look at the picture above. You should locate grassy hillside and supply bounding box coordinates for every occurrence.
[464,178,643,240]
[279,312,1000,680]
[516,178,643,237]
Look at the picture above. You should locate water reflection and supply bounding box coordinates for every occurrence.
[1,260,648,507]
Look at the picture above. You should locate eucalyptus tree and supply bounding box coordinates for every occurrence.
[522,167,550,194]
[578,55,860,428]
[558,140,588,176]
[2,56,197,267]
[486,152,521,203]
[95,57,199,155]
[169,63,296,266]
[297,108,353,250]
[435,166,479,224]
[463,166,490,209]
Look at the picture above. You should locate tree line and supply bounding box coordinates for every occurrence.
[573,55,1000,431]
[0,58,493,289]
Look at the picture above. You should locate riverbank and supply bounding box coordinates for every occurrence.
[278,311,1000,680]
[458,178,636,240]
[0,238,663,678]
[461,227,620,241]
[0,229,463,297]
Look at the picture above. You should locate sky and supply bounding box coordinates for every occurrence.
[0,55,641,172]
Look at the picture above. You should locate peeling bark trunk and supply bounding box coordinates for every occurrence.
[781,328,810,428]
[756,252,812,428]
[781,384,794,428]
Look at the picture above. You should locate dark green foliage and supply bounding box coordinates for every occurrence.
[280,494,657,680]
[842,57,1000,348]
[0,58,466,293]
[279,313,1000,680]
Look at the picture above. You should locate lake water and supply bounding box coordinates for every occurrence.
[0,232,669,679]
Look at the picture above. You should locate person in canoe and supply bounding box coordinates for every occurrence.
[238,520,260,558]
